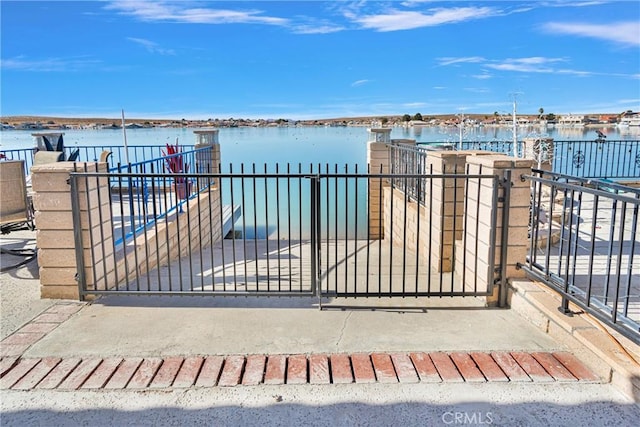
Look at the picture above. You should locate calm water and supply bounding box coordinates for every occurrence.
[2,125,638,167]
[3,125,637,239]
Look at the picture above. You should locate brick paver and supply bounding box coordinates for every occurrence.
[490,352,531,382]
[264,355,287,385]
[149,357,184,389]
[58,359,102,390]
[371,353,397,383]
[0,358,40,389]
[103,357,143,389]
[309,354,330,384]
[0,344,30,358]
[391,353,419,383]
[242,355,266,385]
[1,332,46,346]
[286,354,307,385]
[218,355,245,387]
[470,352,508,382]
[409,352,441,382]
[194,356,224,387]
[15,323,58,334]
[81,358,123,389]
[531,352,577,382]
[430,352,463,382]
[173,356,204,388]
[450,352,485,382]
[0,357,19,377]
[552,352,600,382]
[35,358,82,389]
[330,354,353,384]
[127,358,163,389]
[351,354,376,383]
[511,352,554,382]
[11,357,61,390]
[0,352,601,390]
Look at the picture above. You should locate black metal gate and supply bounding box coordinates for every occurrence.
[72,165,505,302]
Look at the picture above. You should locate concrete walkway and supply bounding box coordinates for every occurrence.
[2,230,639,426]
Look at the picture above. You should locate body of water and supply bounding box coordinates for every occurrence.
[2,125,639,167]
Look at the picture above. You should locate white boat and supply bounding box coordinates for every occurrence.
[618,115,640,126]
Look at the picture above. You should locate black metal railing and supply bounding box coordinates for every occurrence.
[0,144,196,177]
[553,140,640,179]
[71,165,504,303]
[523,170,640,343]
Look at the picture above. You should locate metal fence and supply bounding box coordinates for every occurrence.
[0,144,196,177]
[522,170,640,343]
[71,165,506,303]
[553,140,640,179]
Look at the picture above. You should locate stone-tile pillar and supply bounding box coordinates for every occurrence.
[367,141,390,239]
[463,155,533,307]
[193,129,220,174]
[425,151,468,272]
[193,129,223,241]
[31,162,112,300]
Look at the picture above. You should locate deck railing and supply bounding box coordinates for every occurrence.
[552,140,640,179]
[522,170,640,343]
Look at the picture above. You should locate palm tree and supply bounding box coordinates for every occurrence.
[538,107,544,118]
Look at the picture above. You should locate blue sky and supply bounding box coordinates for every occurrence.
[1,1,639,119]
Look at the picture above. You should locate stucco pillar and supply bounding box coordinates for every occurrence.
[463,155,533,307]
[32,162,113,299]
[425,151,468,272]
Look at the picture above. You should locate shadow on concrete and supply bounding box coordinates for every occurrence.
[91,294,491,311]
[2,400,640,426]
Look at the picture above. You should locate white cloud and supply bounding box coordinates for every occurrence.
[349,7,497,32]
[0,56,100,72]
[293,24,345,35]
[486,57,567,73]
[105,1,288,26]
[436,57,486,66]
[543,21,640,46]
[351,79,371,87]
[127,37,175,55]
[472,73,493,80]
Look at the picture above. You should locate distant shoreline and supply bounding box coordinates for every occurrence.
[0,112,626,131]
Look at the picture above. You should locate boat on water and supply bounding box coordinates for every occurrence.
[618,115,640,127]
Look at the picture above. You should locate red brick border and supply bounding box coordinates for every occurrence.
[0,351,598,390]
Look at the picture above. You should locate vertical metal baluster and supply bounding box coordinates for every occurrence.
[264,163,270,290]
[451,165,458,295]
[240,164,248,290]
[286,164,293,292]
[378,165,383,297]
[344,164,349,294]
[229,164,237,291]
[388,167,394,297]
[366,165,371,296]
[276,163,282,291]
[325,163,330,296]
[622,197,638,319]
[217,166,226,291]
[415,169,422,295]
[427,164,433,293]
[334,163,339,295]
[612,201,628,325]
[401,167,408,296]
[253,163,259,290]
[603,194,619,305]
[149,164,161,291]
[354,165,359,294]
[298,163,302,292]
